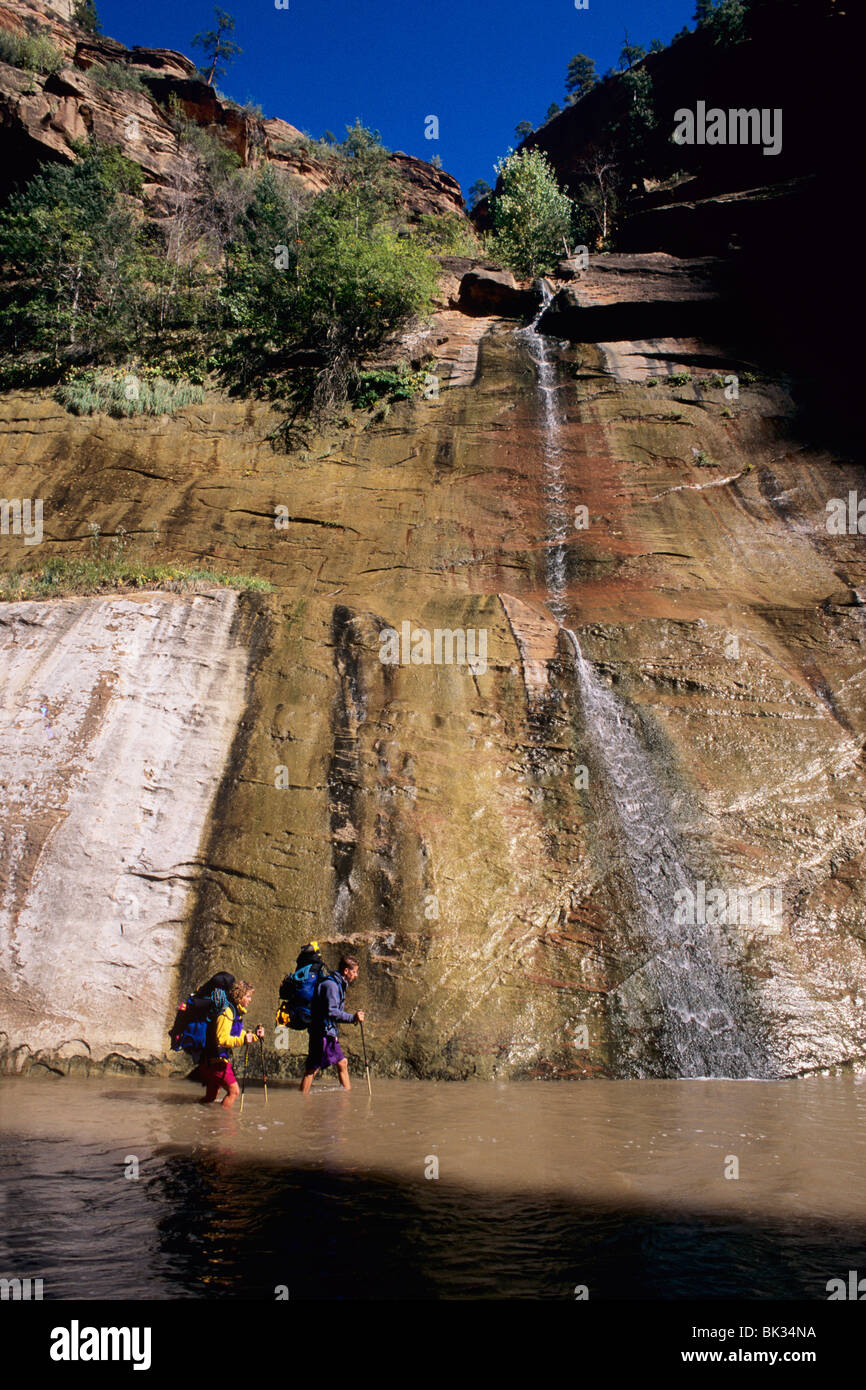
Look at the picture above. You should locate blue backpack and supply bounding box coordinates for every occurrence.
[277,964,324,1030]
[169,974,235,1059]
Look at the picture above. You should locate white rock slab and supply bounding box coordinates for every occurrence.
[0,591,248,1061]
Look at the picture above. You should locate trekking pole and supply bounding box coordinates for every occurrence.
[359,1019,372,1097]
[240,1043,248,1113]
[259,1034,269,1105]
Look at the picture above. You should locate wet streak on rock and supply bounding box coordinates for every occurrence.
[177,592,274,995]
[327,606,367,934]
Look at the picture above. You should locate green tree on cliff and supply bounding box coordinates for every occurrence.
[72,0,101,35]
[0,142,146,371]
[702,0,749,45]
[565,53,598,104]
[572,145,619,248]
[326,119,397,229]
[192,8,242,86]
[468,179,491,210]
[514,120,535,141]
[616,67,658,184]
[619,32,647,69]
[221,129,439,415]
[490,148,573,277]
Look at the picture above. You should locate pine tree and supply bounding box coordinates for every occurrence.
[192,9,242,86]
[565,54,598,103]
[72,0,101,35]
[468,179,491,210]
[619,31,647,70]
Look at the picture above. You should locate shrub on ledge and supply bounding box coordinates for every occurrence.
[0,29,64,74]
[55,369,205,418]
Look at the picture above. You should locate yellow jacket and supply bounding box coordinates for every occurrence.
[211,1002,247,1056]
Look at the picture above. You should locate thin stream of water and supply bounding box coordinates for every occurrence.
[519,301,769,1078]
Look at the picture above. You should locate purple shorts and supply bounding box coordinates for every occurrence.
[306,1033,345,1072]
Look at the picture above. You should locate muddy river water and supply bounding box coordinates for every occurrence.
[2,1074,865,1300]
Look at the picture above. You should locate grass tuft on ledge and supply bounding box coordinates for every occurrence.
[1,556,273,601]
[55,370,205,418]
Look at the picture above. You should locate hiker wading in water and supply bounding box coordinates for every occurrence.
[199,980,264,1108]
[301,955,364,1093]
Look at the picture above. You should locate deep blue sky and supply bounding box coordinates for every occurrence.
[96,0,696,197]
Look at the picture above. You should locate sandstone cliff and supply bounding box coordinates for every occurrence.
[1,0,864,1083]
[2,273,865,1079]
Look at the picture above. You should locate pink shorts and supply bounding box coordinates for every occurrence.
[199,1058,237,1089]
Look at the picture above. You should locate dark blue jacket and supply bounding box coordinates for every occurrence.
[312,972,355,1038]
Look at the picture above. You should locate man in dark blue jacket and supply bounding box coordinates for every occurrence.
[300,954,364,1093]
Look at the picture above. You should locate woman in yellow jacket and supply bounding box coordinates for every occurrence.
[199,980,264,1107]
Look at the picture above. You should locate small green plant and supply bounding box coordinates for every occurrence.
[645,377,659,387]
[151,350,219,385]
[90,62,148,93]
[0,29,64,74]
[668,372,692,386]
[55,368,205,418]
[352,365,429,411]
[692,448,718,467]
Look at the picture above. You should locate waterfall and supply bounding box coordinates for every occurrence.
[565,630,770,1078]
[520,300,770,1078]
[519,289,569,623]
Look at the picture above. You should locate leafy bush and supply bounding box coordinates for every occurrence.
[90,62,148,93]
[412,212,480,256]
[55,368,204,417]
[150,349,220,385]
[489,148,573,277]
[220,143,439,414]
[167,92,242,184]
[351,366,429,411]
[0,29,64,74]
[0,116,442,423]
[0,143,148,368]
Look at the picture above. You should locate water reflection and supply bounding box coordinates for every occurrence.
[1,1075,865,1299]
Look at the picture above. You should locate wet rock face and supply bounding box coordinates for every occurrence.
[1,272,865,1080]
